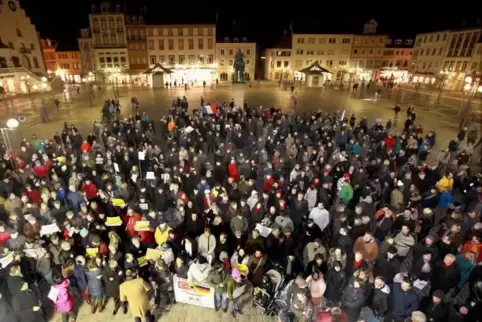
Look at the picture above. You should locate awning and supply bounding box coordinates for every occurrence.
[298,61,332,75]
[143,63,173,74]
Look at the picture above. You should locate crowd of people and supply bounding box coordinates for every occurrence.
[0,95,480,322]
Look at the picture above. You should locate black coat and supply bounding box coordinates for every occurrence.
[324,269,346,302]
[425,301,449,322]
[374,257,400,284]
[103,267,124,299]
[432,263,461,293]
[8,278,44,322]
[371,287,390,317]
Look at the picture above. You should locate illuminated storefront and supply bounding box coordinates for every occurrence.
[297,61,332,87]
[379,68,410,83]
[169,65,216,85]
[411,75,436,85]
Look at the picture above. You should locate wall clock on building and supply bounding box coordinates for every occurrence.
[8,0,17,11]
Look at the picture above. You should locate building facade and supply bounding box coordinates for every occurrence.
[411,30,450,85]
[40,38,57,73]
[349,21,389,81]
[291,33,353,83]
[55,51,83,83]
[146,24,217,85]
[264,34,292,81]
[89,2,129,83]
[215,37,256,82]
[0,0,48,93]
[380,36,414,83]
[126,16,149,85]
[78,28,95,76]
[441,28,481,90]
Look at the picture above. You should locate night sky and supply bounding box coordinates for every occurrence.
[20,0,481,50]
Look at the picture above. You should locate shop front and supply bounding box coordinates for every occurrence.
[143,63,173,88]
[297,61,332,87]
[379,68,410,83]
[169,66,216,86]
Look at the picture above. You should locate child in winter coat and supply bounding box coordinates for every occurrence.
[51,273,75,322]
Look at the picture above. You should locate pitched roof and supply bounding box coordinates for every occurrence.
[143,63,173,74]
[298,61,332,74]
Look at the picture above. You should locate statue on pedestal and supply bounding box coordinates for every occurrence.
[232,49,246,83]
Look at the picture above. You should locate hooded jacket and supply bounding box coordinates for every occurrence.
[187,262,212,283]
[51,279,74,313]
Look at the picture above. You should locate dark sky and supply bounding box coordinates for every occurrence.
[21,0,481,50]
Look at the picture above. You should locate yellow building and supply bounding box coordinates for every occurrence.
[88,1,129,83]
[468,41,482,77]
[379,36,414,83]
[145,24,217,85]
[216,37,256,82]
[264,33,293,81]
[349,20,388,81]
[0,0,48,94]
[78,28,95,76]
[55,51,83,83]
[291,33,353,83]
[411,30,452,85]
[441,28,481,90]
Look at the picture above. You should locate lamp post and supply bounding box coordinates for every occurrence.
[435,70,449,105]
[459,76,482,129]
[1,118,19,153]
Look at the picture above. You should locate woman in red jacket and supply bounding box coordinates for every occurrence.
[125,208,142,237]
[228,159,239,181]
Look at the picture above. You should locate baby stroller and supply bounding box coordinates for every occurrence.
[252,266,287,316]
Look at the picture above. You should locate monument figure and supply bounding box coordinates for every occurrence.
[232,49,246,83]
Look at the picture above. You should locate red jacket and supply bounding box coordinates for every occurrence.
[461,241,482,263]
[34,164,48,178]
[384,136,395,150]
[125,213,142,237]
[0,231,10,245]
[81,183,98,200]
[80,142,92,153]
[228,163,239,181]
[26,189,41,204]
[138,230,154,245]
[263,176,275,192]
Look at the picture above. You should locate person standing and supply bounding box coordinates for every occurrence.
[225,268,245,317]
[119,270,153,322]
[50,273,75,322]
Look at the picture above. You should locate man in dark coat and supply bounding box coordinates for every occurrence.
[431,254,461,294]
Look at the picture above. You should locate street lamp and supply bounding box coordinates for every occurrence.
[1,118,19,153]
[435,70,449,104]
[459,75,481,129]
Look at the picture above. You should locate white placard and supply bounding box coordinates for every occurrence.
[0,251,14,269]
[139,203,148,210]
[255,223,272,238]
[114,162,120,172]
[131,174,138,182]
[40,224,61,236]
[138,151,145,160]
[48,286,60,301]
[24,249,38,258]
[185,126,194,133]
[173,275,215,309]
[146,171,155,180]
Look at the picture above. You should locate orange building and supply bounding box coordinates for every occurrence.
[40,38,57,73]
[55,51,83,83]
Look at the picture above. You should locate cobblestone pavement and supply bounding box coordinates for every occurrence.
[1,83,469,147]
[48,286,275,322]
